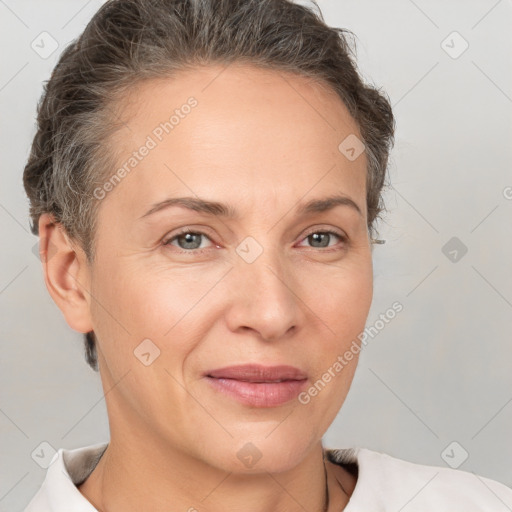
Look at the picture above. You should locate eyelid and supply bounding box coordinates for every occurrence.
[300,225,347,239]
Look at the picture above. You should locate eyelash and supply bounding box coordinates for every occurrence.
[162,227,348,254]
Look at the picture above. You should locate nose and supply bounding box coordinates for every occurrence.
[224,249,303,342]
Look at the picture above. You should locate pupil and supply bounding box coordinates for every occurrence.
[180,233,201,249]
[310,233,329,248]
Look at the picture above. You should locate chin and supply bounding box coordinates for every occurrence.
[200,431,317,475]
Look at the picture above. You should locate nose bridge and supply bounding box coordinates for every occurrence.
[226,234,301,340]
[236,231,290,291]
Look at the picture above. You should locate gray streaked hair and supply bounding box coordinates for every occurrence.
[23,0,396,371]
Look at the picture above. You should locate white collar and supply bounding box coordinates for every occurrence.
[25,442,108,511]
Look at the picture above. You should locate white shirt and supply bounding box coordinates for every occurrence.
[24,442,512,511]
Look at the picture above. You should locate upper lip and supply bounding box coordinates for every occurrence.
[205,364,307,382]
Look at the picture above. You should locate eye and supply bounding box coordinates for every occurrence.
[297,229,347,250]
[163,228,215,252]
[163,227,347,254]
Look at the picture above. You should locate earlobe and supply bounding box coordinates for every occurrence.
[38,213,94,334]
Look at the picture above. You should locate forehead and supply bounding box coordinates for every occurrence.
[102,63,367,219]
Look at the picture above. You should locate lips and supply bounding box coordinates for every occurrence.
[204,364,308,407]
[205,364,307,382]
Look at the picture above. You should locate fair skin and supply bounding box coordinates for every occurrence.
[39,63,373,512]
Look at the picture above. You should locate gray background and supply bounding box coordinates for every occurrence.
[1,0,511,509]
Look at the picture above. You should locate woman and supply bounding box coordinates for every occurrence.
[22,0,512,510]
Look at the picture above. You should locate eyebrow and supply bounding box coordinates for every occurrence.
[139,194,362,220]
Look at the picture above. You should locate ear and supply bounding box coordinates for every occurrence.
[37,213,94,334]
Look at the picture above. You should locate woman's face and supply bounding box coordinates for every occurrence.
[84,64,373,472]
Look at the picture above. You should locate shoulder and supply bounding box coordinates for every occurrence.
[326,447,512,511]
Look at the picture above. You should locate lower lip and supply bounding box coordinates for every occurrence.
[205,377,308,407]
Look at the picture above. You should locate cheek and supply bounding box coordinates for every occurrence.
[88,263,208,410]
[297,263,372,435]
[305,257,373,338]
[90,260,225,361]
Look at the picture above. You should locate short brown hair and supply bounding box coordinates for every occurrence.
[23,0,395,371]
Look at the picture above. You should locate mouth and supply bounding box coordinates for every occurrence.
[204,364,308,407]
